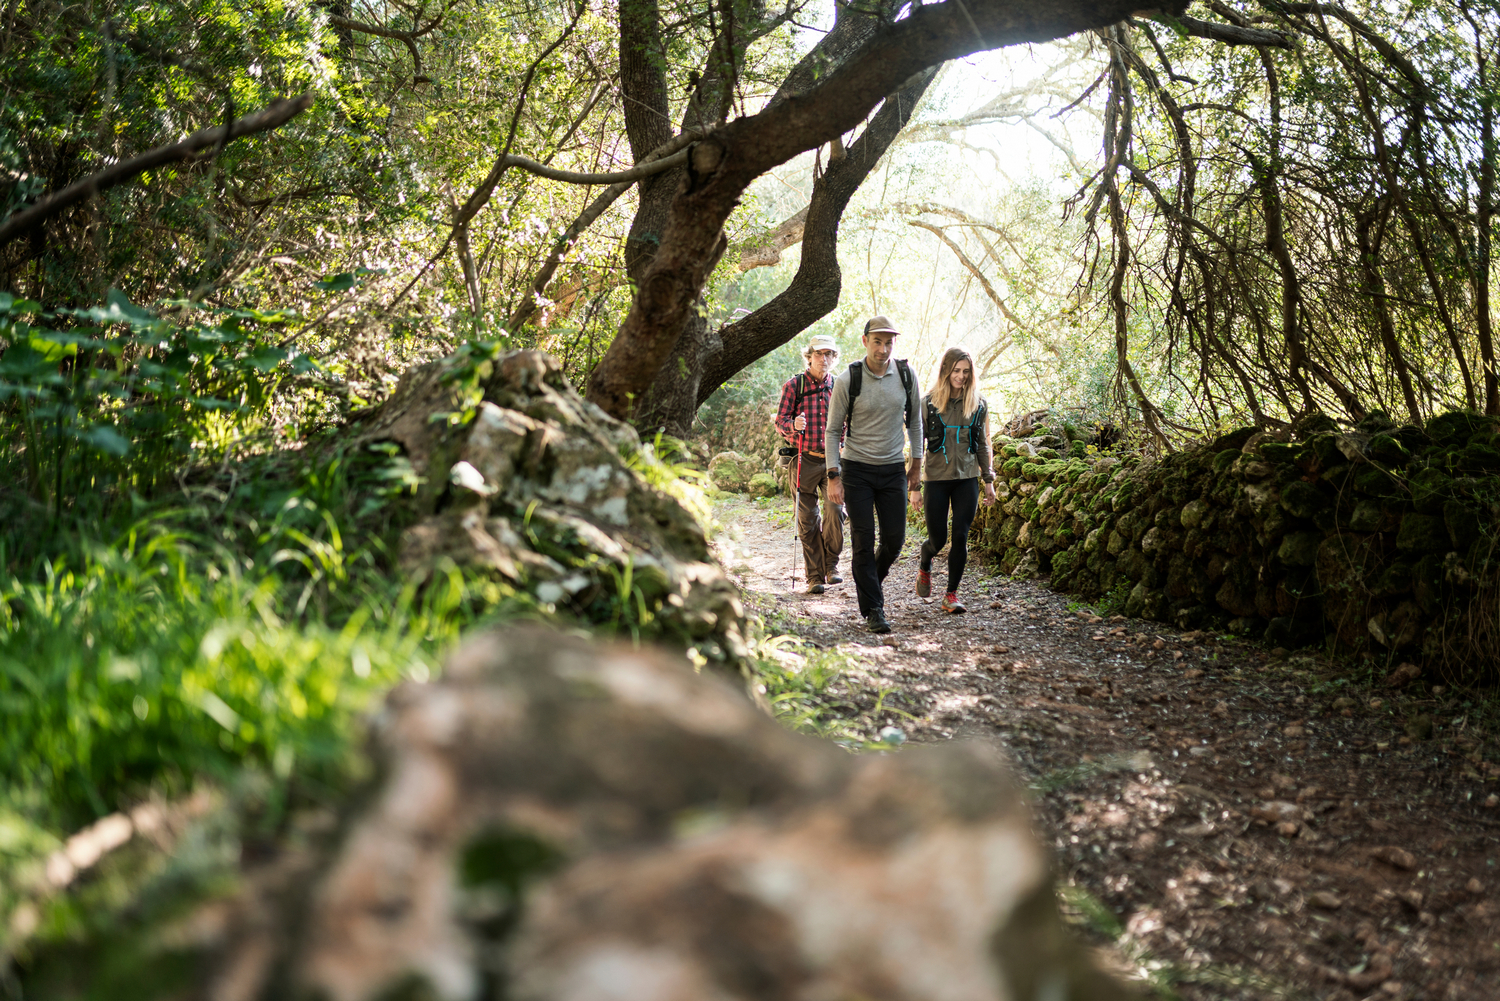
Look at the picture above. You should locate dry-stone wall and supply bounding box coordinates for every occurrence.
[974,411,1500,683]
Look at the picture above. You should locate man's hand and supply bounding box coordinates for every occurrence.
[907,487,921,509]
[794,413,807,432]
[828,477,843,505]
[982,481,997,507]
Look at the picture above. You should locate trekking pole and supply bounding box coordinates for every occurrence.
[790,453,800,589]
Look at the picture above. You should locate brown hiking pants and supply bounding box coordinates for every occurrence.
[795,453,845,583]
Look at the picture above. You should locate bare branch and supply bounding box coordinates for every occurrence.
[0,94,313,248]
[498,147,691,185]
[508,129,704,330]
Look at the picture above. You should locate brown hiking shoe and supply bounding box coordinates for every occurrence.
[915,569,932,598]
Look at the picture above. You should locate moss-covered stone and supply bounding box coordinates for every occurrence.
[1347,499,1382,532]
[1462,443,1500,471]
[1179,498,1210,530]
[1352,463,1396,496]
[1410,466,1453,514]
[1277,531,1323,567]
[1444,500,1483,550]
[747,472,781,497]
[1368,433,1410,465]
[1427,410,1487,446]
[1356,409,1397,434]
[1259,441,1299,465]
[1397,513,1449,552]
[1280,480,1328,520]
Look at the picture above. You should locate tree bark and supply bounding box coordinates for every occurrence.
[586,0,1173,420]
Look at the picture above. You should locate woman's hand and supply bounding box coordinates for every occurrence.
[982,481,997,507]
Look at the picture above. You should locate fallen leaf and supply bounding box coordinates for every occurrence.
[1283,724,1307,738]
[1184,668,1204,679]
[1308,890,1343,910]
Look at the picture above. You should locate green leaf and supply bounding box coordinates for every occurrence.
[313,272,358,292]
[79,425,131,456]
[246,346,291,371]
[312,267,386,292]
[28,333,77,363]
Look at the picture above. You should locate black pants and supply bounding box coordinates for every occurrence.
[920,477,980,594]
[842,459,907,617]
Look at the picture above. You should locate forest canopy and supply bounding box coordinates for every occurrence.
[6,1,1497,463]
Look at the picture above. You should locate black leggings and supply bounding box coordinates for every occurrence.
[920,478,980,593]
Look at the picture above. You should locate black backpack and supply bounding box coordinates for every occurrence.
[845,358,914,436]
[926,397,987,456]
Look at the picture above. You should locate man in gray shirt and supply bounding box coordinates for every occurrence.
[825,315,924,633]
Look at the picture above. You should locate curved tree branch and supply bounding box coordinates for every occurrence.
[0,94,313,248]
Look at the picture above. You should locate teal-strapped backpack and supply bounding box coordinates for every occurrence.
[925,397,987,456]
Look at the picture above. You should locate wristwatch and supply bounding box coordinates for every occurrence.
[826,469,840,479]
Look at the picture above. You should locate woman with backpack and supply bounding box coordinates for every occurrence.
[913,347,995,613]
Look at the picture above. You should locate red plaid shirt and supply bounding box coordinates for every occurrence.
[775,370,837,453]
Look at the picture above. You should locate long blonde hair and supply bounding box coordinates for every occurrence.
[927,347,979,419]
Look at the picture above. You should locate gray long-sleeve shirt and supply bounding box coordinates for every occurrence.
[825,359,924,470]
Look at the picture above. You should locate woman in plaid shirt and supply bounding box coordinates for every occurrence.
[774,334,845,593]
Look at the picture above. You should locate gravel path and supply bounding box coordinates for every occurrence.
[713,494,1500,1001]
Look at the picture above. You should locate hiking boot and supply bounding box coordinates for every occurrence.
[866,608,892,634]
[805,580,826,595]
[940,592,966,614]
[915,569,932,598]
[828,571,844,584]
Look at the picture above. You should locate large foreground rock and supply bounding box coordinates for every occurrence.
[38,627,1127,1001]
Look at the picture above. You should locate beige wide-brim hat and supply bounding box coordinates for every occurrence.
[805,334,839,354]
[865,315,901,335]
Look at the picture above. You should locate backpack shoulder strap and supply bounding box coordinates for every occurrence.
[926,396,945,451]
[791,372,810,412]
[844,361,863,435]
[896,359,914,427]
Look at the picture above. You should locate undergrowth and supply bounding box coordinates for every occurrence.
[749,632,909,750]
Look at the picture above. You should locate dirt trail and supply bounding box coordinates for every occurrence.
[713,494,1500,1001]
